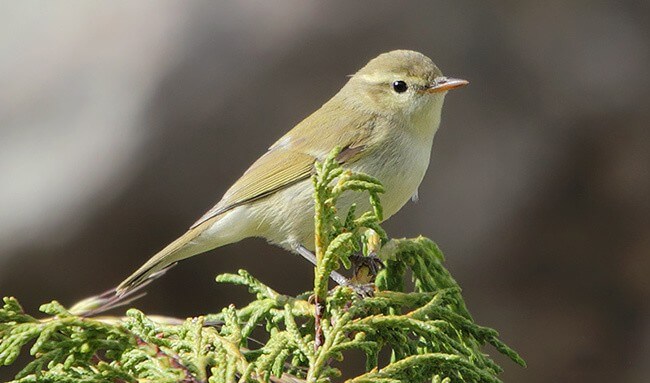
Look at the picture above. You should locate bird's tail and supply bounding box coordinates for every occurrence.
[71,225,213,317]
[74,212,249,317]
[116,224,212,296]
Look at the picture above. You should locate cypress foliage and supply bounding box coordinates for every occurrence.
[0,148,524,382]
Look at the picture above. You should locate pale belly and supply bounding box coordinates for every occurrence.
[350,137,432,220]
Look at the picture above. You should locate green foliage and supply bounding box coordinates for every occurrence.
[0,147,524,382]
[312,146,386,303]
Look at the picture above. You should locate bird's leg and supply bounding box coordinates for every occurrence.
[296,245,375,297]
[296,245,348,286]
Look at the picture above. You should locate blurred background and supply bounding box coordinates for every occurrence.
[1,1,648,381]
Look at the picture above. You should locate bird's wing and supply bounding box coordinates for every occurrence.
[190,149,316,228]
[190,107,375,229]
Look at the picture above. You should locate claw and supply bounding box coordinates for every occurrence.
[350,252,385,285]
[343,281,376,298]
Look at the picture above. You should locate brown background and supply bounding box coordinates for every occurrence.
[1,1,648,382]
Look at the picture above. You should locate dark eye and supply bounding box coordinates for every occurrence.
[392,80,408,93]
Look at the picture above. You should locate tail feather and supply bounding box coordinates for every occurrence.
[116,225,211,295]
[76,213,239,316]
[116,262,178,297]
[117,207,254,297]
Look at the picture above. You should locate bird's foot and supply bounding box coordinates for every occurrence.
[342,280,376,298]
[350,252,385,277]
[348,252,385,291]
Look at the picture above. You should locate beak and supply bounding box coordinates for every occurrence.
[426,77,469,93]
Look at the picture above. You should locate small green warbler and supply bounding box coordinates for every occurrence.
[117,50,467,296]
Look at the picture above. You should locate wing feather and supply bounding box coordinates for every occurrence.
[191,98,376,229]
[191,149,315,228]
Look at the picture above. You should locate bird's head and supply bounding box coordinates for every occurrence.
[343,50,468,124]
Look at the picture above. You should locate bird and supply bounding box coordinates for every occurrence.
[115,49,467,299]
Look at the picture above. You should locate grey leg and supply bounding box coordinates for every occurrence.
[296,245,349,286]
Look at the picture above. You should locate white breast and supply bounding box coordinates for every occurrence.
[353,130,433,220]
[351,98,442,220]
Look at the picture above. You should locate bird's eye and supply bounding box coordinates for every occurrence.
[392,80,408,93]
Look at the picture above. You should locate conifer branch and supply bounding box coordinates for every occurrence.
[0,147,524,382]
